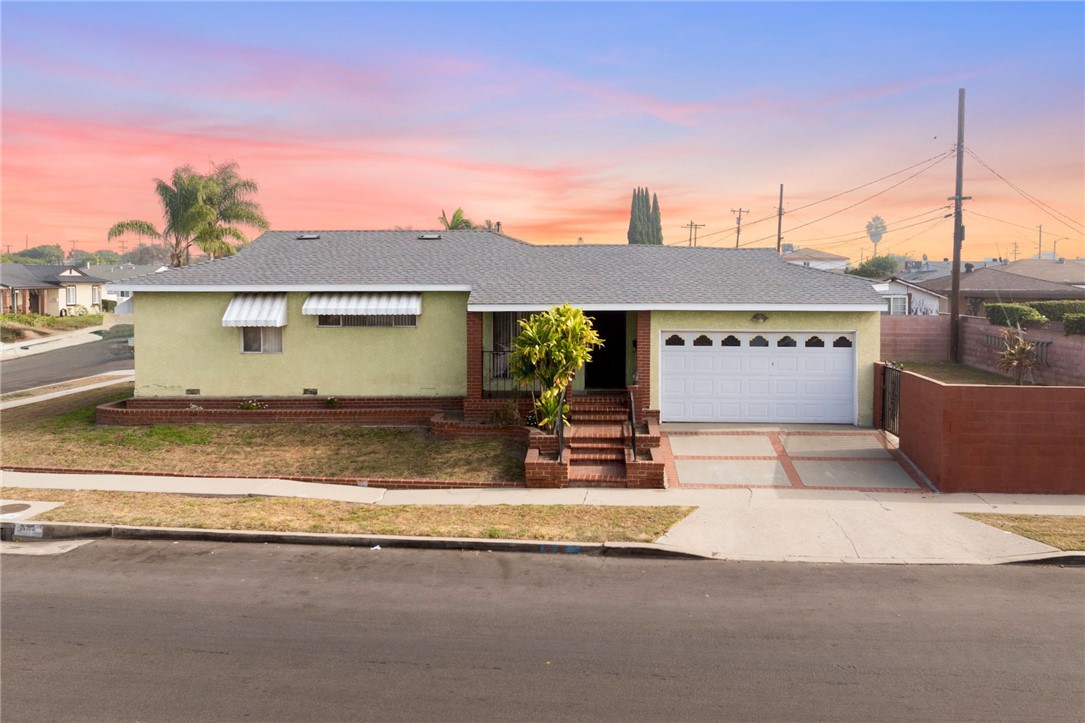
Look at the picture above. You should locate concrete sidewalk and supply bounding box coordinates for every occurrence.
[0,323,115,361]
[2,470,1081,565]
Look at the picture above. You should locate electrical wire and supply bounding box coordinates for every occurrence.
[965,147,1084,234]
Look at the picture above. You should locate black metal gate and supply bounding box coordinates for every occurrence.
[882,365,901,436]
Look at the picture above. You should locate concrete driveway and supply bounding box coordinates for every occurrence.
[660,424,930,492]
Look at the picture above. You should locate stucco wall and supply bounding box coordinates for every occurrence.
[649,310,881,426]
[134,291,468,397]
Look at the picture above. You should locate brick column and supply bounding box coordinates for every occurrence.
[635,310,652,415]
[466,311,483,400]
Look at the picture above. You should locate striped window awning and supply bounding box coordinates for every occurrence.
[222,294,288,327]
[301,293,422,316]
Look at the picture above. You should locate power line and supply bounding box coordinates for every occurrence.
[964,147,1084,234]
[964,208,1085,240]
[690,149,957,246]
[732,152,953,248]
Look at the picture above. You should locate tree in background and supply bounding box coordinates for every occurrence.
[2,244,64,264]
[847,255,899,278]
[438,208,475,230]
[109,162,268,267]
[626,187,663,244]
[866,215,887,257]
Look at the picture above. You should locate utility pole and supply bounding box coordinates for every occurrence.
[1037,225,1043,259]
[681,220,705,247]
[1011,241,1019,262]
[948,88,971,364]
[775,185,784,254]
[731,207,749,248]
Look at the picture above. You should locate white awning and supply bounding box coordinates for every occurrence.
[301,293,422,316]
[222,294,288,327]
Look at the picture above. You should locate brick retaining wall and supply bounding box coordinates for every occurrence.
[879,363,1085,494]
[880,315,951,362]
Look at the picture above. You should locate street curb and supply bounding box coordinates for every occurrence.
[1004,552,1085,566]
[0,521,708,560]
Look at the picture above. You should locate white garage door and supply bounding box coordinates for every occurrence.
[660,331,855,423]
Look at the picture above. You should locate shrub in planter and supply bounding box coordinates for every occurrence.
[985,303,1047,328]
[1025,300,1085,322]
[1063,313,1085,336]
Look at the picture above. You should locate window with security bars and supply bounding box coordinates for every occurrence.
[317,315,417,327]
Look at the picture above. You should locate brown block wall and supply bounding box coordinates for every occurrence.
[880,315,951,362]
[895,369,1085,494]
[961,316,1085,386]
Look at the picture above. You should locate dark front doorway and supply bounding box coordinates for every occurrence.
[584,311,627,390]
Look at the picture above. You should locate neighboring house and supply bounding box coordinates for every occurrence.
[871,277,946,315]
[1,264,108,315]
[782,248,850,272]
[1003,258,1085,289]
[85,264,169,306]
[113,230,886,425]
[914,265,1085,316]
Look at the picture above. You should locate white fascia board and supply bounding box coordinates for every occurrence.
[468,303,886,312]
[108,284,473,293]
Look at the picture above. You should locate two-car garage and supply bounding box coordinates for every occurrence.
[659,330,856,423]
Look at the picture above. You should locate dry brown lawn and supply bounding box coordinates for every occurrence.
[962,513,1085,551]
[1,385,525,482]
[1,487,692,542]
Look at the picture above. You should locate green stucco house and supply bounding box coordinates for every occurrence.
[113,230,885,426]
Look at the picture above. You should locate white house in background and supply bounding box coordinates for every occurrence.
[782,248,850,272]
[87,264,169,306]
[871,277,946,315]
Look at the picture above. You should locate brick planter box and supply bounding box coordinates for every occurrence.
[624,448,666,489]
[524,447,568,488]
[97,396,461,427]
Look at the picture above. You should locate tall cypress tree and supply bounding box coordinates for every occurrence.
[650,193,662,245]
[627,187,663,245]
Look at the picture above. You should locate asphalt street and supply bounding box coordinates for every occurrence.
[2,540,1082,722]
[0,338,133,393]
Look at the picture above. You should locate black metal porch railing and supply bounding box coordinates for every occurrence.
[627,388,638,460]
[482,350,541,397]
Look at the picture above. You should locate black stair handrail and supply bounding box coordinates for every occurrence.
[627,389,638,460]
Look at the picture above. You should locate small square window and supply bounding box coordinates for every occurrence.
[242,327,283,354]
[65,286,77,304]
[888,297,907,315]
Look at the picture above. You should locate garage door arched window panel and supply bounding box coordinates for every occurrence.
[777,335,797,348]
[750,335,769,347]
[805,335,825,348]
[664,334,685,346]
[693,334,713,347]
[721,334,741,347]
[832,336,853,348]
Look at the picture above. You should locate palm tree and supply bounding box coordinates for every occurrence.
[108,163,268,267]
[194,162,270,258]
[866,215,887,258]
[438,207,475,230]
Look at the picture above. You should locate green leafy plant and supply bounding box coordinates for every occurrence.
[237,399,267,410]
[1063,313,1085,336]
[996,327,1038,385]
[1025,300,1085,322]
[985,303,1047,328]
[508,304,603,432]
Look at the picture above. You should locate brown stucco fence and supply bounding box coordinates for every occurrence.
[875,363,1085,494]
[881,314,1085,386]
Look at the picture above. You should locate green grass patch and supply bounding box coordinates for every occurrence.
[0,487,694,543]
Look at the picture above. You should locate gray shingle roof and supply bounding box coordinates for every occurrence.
[916,266,1085,298]
[115,230,885,307]
[1,264,108,288]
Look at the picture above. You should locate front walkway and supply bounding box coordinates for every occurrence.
[659,424,931,493]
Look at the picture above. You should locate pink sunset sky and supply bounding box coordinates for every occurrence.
[2,2,1083,263]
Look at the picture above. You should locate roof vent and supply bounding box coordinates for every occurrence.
[417,234,442,240]
[296,234,321,240]
[964,263,974,273]
[1058,257,1065,264]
